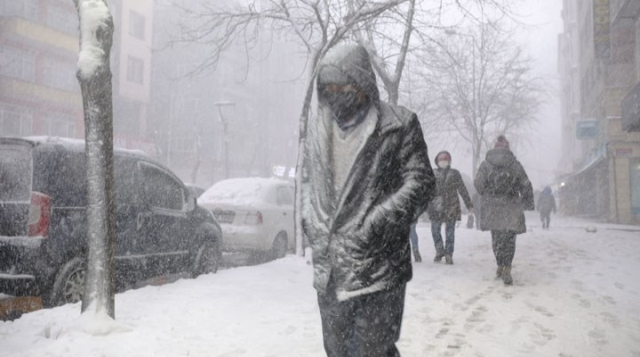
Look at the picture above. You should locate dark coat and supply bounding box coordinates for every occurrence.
[474,148,534,234]
[427,168,473,222]
[537,189,556,215]
[301,45,436,301]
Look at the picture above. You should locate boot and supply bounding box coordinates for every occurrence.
[445,255,454,265]
[502,266,513,285]
[434,253,444,263]
[413,248,422,263]
[496,266,504,279]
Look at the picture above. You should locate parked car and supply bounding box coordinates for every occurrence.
[0,137,222,307]
[185,183,206,198]
[198,178,294,259]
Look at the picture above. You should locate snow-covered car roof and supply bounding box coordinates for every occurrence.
[199,177,290,206]
[18,136,148,156]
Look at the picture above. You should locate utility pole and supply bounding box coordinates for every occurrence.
[214,102,235,179]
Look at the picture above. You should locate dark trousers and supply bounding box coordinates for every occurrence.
[317,282,406,357]
[540,212,551,229]
[491,230,517,267]
[431,220,456,256]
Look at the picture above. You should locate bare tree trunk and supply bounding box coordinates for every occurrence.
[73,0,116,318]
[293,52,320,257]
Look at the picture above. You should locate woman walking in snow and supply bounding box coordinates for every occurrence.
[427,151,473,265]
[474,136,535,285]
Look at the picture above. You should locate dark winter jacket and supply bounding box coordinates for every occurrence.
[301,45,436,301]
[537,187,556,215]
[427,167,473,222]
[474,148,534,234]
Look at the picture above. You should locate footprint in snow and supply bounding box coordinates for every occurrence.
[614,282,625,290]
[600,295,616,305]
[588,328,608,346]
[600,312,621,328]
[571,293,591,308]
[526,303,554,318]
[530,322,556,346]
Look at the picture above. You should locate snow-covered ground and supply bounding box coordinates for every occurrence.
[1,214,639,357]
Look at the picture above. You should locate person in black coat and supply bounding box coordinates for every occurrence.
[427,151,473,265]
[537,186,557,229]
[301,44,436,357]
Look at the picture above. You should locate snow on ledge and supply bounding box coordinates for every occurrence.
[77,0,111,79]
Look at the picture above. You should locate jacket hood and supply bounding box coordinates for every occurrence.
[542,186,552,195]
[435,150,452,165]
[485,148,516,168]
[317,44,380,106]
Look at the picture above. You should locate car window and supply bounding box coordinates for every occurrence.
[276,186,293,206]
[114,156,140,205]
[0,143,32,202]
[140,162,184,211]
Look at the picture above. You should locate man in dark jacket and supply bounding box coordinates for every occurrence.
[300,44,435,357]
[427,151,473,264]
[474,135,534,285]
[537,186,556,229]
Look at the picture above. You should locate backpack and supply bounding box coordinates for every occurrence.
[488,164,518,196]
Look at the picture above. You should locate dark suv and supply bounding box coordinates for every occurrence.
[0,137,222,307]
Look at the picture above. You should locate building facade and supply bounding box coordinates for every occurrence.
[558,0,640,224]
[0,0,155,154]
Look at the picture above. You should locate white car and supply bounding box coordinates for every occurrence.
[199,178,295,259]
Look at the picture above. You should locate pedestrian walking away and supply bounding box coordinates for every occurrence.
[537,186,557,229]
[474,135,535,285]
[427,151,473,265]
[300,44,436,357]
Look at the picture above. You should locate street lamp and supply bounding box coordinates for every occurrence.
[214,101,235,179]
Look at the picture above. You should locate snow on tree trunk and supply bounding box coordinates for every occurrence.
[73,0,116,318]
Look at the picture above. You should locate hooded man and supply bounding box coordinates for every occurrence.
[474,135,534,285]
[300,44,435,357]
[427,151,473,265]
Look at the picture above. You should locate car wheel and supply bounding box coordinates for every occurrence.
[46,257,86,307]
[192,240,220,278]
[270,233,288,260]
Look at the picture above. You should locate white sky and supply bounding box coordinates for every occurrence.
[515,0,565,188]
[438,0,565,188]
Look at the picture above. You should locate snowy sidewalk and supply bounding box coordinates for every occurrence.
[1,217,639,357]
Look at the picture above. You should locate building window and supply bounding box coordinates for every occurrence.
[46,5,79,35]
[0,0,38,21]
[0,46,35,82]
[42,113,76,138]
[0,105,33,137]
[129,10,145,40]
[127,56,144,84]
[43,58,79,92]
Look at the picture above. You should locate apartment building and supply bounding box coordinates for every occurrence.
[0,0,155,154]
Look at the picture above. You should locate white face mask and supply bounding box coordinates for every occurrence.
[438,161,450,169]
